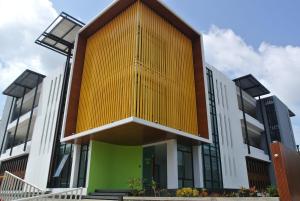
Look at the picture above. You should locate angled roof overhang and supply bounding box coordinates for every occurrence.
[62,117,210,145]
[289,109,296,117]
[233,74,270,97]
[3,70,45,98]
[35,12,85,56]
[79,0,200,39]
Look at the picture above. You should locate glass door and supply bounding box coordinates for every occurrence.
[143,144,167,190]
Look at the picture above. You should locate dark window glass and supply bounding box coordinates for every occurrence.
[202,68,223,190]
[77,144,89,187]
[177,144,194,187]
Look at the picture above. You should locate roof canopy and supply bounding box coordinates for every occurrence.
[35,12,85,56]
[289,109,296,117]
[3,70,45,98]
[233,74,270,97]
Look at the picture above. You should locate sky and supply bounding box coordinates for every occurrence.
[0,0,300,144]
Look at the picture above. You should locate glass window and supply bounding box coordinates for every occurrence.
[177,144,194,187]
[53,154,69,177]
[202,68,223,190]
[77,144,89,187]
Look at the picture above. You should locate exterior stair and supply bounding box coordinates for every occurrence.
[84,189,131,201]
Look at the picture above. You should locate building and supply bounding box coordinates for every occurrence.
[259,96,296,151]
[0,0,297,195]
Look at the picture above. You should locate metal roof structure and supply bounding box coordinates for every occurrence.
[3,70,45,98]
[289,109,296,117]
[35,12,85,56]
[233,74,270,97]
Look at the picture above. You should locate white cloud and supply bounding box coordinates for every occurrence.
[203,25,300,145]
[0,0,65,117]
[293,124,300,148]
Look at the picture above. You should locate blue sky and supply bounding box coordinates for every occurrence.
[50,0,300,48]
[0,0,299,144]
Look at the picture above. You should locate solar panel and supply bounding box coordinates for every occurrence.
[3,70,45,98]
[35,12,85,56]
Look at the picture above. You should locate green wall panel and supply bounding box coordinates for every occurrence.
[88,141,142,193]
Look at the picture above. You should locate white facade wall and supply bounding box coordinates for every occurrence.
[0,97,14,155]
[207,64,249,189]
[25,69,64,189]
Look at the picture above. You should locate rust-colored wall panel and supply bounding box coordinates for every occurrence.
[65,37,86,137]
[192,37,208,138]
[271,142,300,201]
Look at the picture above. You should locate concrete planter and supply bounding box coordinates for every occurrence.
[123,197,280,201]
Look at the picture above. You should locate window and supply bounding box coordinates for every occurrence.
[0,155,28,179]
[202,68,223,190]
[216,80,220,105]
[219,113,224,145]
[224,114,229,146]
[264,98,281,142]
[224,85,229,110]
[220,82,224,108]
[246,157,270,190]
[54,154,70,177]
[77,144,89,187]
[178,144,194,188]
[48,144,73,188]
[228,117,233,147]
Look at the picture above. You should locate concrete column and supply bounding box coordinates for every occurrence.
[193,145,204,188]
[167,139,178,189]
[85,141,92,189]
[69,144,81,188]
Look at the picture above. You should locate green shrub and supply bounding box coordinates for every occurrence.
[176,188,199,197]
[238,186,257,197]
[238,187,250,197]
[266,186,279,197]
[128,178,144,196]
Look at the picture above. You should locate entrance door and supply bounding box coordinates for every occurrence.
[143,144,167,190]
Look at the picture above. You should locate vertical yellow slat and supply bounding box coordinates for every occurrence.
[76,1,198,136]
[137,3,198,135]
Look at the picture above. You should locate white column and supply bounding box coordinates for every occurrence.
[85,141,92,189]
[69,144,81,188]
[193,145,204,188]
[167,139,178,189]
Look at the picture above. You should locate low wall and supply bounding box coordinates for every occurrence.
[123,197,280,201]
[271,142,300,201]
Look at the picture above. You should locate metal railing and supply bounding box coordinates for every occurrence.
[15,188,83,201]
[0,171,44,201]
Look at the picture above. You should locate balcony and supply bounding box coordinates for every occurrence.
[244,144,270,162]
[3,108,37,155]
[0,141,31,161]
[10,87,41,123]
[7,107,38,131]
[236,86,256,109]
[239,110,264,134]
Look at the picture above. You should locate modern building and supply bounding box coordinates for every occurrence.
[0,0,297,195]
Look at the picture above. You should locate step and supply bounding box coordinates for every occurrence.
[84,195,122,200]
[95,189,131,194]
[90,192,128,196]
[82,200,112,201]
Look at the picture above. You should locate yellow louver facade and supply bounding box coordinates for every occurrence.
[76,1,199,135]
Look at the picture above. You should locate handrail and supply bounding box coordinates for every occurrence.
[2,171,42,190]
[0,171,44,201]
[15,187,83,201]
